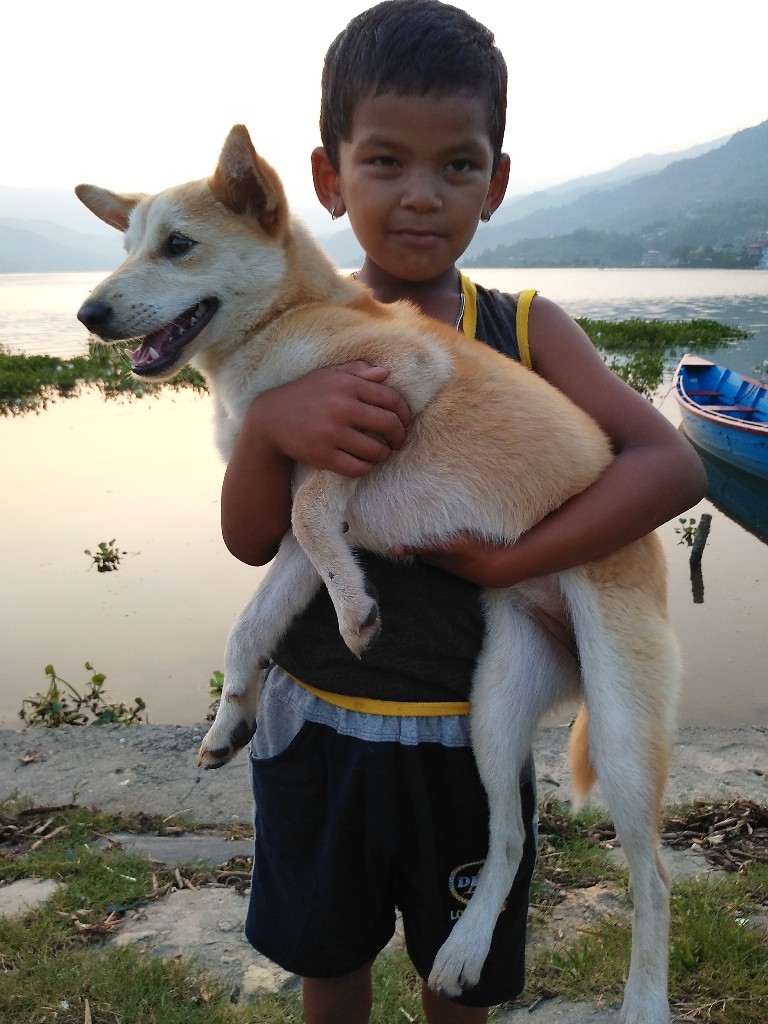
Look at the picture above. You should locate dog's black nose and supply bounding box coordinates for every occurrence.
[77,299,112,332]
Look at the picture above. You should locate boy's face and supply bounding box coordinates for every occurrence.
[323,91,508,283]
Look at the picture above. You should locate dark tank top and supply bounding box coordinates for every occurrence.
[273,284,524,703]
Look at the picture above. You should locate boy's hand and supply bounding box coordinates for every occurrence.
[254,361,412,477]
[390,535,506,588]
[390,535,576,654]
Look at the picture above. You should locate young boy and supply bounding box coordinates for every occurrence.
[221,2,707,1021]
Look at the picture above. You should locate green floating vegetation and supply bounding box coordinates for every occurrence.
[0,340,207,416]
[575,318,749,398]
[0,318,751,414]
[576,316,749,353]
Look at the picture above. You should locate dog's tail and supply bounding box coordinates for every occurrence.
[568,705,597,805]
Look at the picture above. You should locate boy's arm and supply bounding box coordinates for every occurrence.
[221,362,412,565]
[400,297,707,588]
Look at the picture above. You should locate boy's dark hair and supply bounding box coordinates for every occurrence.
[320,0,507,172]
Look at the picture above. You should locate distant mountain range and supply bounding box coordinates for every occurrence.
[462,119,768,268]
[1,122,766,272]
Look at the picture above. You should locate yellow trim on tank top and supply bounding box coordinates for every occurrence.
[457,274,536,371]
[289,674,471,717]
[458,271,478,339]
[516,288,537,370]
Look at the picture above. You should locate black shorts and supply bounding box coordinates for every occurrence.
[245,717,537,1008]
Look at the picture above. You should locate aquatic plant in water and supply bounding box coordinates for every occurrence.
[19,663,147,727]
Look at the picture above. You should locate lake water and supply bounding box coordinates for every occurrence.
[1,269,767,730]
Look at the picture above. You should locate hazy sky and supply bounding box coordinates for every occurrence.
[5,0,766,213]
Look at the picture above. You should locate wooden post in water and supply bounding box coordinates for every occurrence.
[689,513,712,569]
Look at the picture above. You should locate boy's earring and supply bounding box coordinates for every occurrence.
[481,209,492,223]
[331,205,339,221]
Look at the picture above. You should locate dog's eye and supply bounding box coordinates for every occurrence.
[165,234,197,258]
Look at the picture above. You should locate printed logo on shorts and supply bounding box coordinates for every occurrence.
[448,860,506,920]
[448,861,484,906]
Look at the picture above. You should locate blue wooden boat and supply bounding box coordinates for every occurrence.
[674,354,768,479]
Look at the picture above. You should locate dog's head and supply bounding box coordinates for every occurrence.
[76,125,290,380]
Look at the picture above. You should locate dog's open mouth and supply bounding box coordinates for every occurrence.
[131,299,219,376]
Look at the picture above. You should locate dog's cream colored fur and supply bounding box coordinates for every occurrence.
[76,125,679,1023]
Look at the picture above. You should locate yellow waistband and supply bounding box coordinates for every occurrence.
[289,674,471,717]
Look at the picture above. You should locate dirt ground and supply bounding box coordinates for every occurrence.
[2,722,766,1022]
[2,722,766,824]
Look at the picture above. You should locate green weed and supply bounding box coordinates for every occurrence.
[84,538,128,572]
[19,663,147,727]
[206,670,225,721]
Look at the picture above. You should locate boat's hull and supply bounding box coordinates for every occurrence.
[674,355,768,480]
[679,407,768,477]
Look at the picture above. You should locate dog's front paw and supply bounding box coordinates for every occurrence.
[427,936,483,998]
[198,713,256,770]
[341,602,382,658]
[339,580,381,658]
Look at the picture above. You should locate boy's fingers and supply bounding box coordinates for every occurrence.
[354,379,412,430]
[329,363,413,429]
[353,403,409,450]
[334,360,390,381]
[337,425,399,466]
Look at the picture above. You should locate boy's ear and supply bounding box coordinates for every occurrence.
[311,147,346,219]
[483,153,510,220]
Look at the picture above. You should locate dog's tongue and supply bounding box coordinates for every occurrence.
[132,327,174,369]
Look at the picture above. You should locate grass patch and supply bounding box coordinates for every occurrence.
[0,942,236,1024]
[2,801,766,1023]
[520,871,768,1023]
[515,801,768,1022]
[0,804,237,1023]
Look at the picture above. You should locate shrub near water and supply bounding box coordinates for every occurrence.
[0,341,206,415]
[575,317,748,398]
[19,663,147,727]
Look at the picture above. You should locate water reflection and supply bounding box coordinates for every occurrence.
[690,441,768,545]
[3,269,767,729]
[2,388,766,730]
[674,437,768,605]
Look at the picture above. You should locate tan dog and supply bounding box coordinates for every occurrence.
[76,125,679,1024]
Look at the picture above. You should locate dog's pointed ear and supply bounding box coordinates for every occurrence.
[74,184,145,232]
[210,124,287,235]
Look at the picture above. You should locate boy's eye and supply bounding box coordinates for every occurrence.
[447,159,474,174]
[370,156,398,167]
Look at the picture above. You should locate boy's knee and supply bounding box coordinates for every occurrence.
[302,960,374,1024]
[420,978,490,1024]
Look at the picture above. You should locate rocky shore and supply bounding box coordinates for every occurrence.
[2,722,766,822]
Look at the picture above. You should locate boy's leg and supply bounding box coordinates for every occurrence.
[302,965,489,1024]
[421,982,489,1023]
[303,962,373,1024]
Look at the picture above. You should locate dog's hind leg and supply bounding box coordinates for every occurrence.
[199,532,322,768]
[428,590,580,997]
[562,570,679,1024]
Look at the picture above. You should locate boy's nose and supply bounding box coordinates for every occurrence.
[400,172,442,213]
